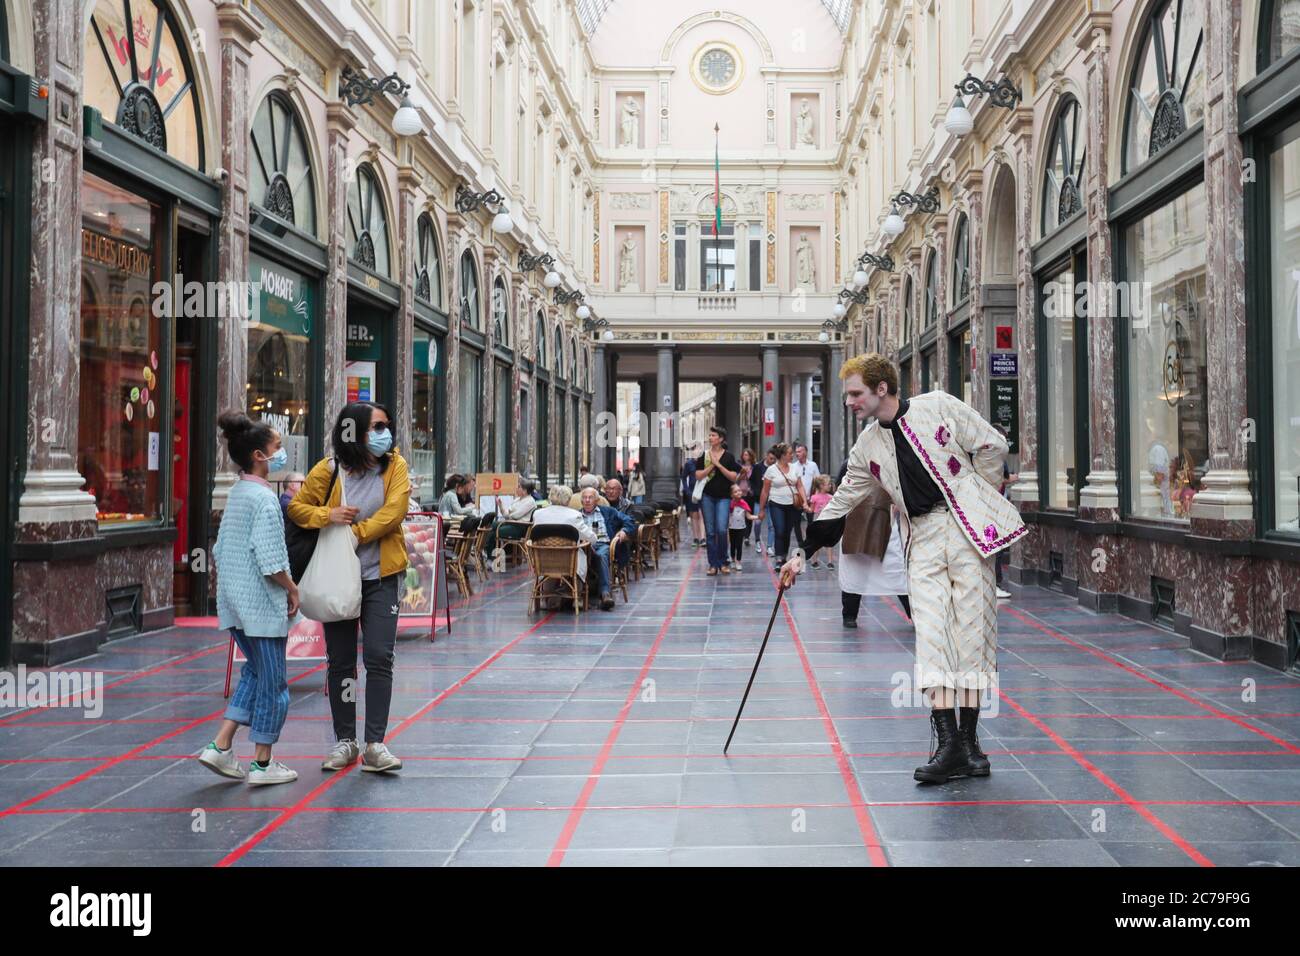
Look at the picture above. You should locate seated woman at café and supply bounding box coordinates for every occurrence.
[496,476,539,544]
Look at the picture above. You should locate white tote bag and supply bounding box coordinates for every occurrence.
[298,467,363,622]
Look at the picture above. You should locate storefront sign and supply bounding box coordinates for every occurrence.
[345,361,375,403]
[81,228,152,278]
[249,254,314,335]
[991,379,1020,455]
[990,352,1018,377]
[346,312,385,362]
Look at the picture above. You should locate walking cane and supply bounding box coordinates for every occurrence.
[724,580,788,754]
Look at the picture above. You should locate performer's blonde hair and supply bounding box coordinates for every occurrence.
[840,352,898,395]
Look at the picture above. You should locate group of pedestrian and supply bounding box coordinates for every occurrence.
[201,401,410,786]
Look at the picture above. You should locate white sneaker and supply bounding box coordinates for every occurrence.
[361,742,403,773]
[810,559,821,569]
[322,739,360,771]
[247,759,298,786]
[197,742,244,780]
[996,587,1011,600]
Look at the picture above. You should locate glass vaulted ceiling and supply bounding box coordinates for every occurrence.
[576,0,853,35]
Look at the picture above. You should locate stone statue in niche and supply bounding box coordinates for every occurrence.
[618,235,640,292]
[796,98,816,149]
[619,97,640,148]
[795,233,816,291]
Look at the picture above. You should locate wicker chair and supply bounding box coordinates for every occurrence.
[524,523,586,614]
[444,531,474,597]
[637,516,660,572]
[608,539,631,602]
[664,506,682,550]
[466,513,496,583]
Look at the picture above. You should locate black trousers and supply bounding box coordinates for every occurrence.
[841,591,911,621]
[728,528,746,562]
[322,574,400,744]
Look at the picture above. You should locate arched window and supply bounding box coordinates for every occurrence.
[1260,0,1300,68]
[923,252,938,328]
[458,251,480,329]
[535,311,547,368]
[1124,0,1205,174]
[415,214,442,307]
[569,334,578,382]
[84,0,204,168]
[951,214,970,307]
[492,277,509,346]
[347,164,390,275]
[1042,96,1085,235]
[902,275,914,346]
[250,92,316,234]
[554,328,566,382]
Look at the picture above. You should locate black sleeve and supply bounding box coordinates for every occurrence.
[835,459,848,485]
[800,514,846,561]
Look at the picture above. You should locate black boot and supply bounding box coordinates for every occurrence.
[959,707,991,776]
[913,709,973,784]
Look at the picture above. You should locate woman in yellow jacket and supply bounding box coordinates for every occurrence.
[288,401,409,774]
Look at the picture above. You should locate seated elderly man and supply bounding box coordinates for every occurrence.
[603,477,636,516]
[568,472,609,509]
[496,476,539,544]
[531,484,596,588]
[577,487,636,611]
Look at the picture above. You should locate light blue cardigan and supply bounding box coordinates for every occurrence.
[214,476,292,637]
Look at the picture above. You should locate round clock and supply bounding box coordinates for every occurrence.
[692,42,743,95]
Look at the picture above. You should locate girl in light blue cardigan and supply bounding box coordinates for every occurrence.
[198,411,301,786]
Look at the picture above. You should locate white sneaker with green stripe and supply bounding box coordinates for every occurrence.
[198,742,245,780]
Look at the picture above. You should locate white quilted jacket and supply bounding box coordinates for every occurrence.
[815,390,1027,558]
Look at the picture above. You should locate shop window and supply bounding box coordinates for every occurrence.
[250,92,316,234]
[415,214,443,308]
[78,172,164,527]
[410,327,442,509]
[247,252,316,476]
[457,348,482,472]
[700,222,735,291]
[1124,0,1205,174]
[84,0,204,168]
[1124,181,1209,522]
[1264,120,1300,535]
[1042,96,1085,236]
[535,311,547,368]
[1043,267,1079,510]
[673,222,687,290]
[347,164,390,276]
[494,362,511,471]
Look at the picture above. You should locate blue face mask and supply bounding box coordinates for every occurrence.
[262,448,288,472]
[367,429,393,457]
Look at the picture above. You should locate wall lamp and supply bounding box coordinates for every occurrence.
[583,315,614,341]
[831,286,869,319]
[882,186,941,239]
[819,317,849,343]
[945,72,1023,136]
[852,251,895,289]
[520,251,562,288]
[456,184,514,233]
[339,66,421,136]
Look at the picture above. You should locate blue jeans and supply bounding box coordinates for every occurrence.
[768,502,804,561]
[590,541,612,594]
[632,495,644,504]
[700,494,731,569]
[224,628,290,745]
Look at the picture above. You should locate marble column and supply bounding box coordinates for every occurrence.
[481,245,499,472]
[443,214,466,472]
[210,3,262,512]
[761,346,779,453]
[651,347,678,499]
[592,344,610,477]
[18,0,96,533]
[394,162,421,461]
[322,100,356,452]
[963,171,987,414]
[796,373,813,448]
[639,376,654,487]
[825,346,845,469]
[1190,0,1252,534]
[722,376,742,453]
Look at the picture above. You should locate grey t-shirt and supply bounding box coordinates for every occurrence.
[344,466,385,580]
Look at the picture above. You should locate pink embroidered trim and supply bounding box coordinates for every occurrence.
[897,416,1027,555]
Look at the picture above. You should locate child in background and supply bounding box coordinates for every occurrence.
[727,484,755,572]
[809,476,836,570]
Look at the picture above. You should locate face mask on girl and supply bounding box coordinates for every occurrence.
[261,447,288,472]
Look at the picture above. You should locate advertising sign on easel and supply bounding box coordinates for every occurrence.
[399,511,449,640]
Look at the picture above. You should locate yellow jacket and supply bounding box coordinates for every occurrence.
[287,452,411,578]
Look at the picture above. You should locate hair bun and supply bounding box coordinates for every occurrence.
[217,410,252,438]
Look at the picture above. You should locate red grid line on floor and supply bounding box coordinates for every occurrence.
[546,550,701,866]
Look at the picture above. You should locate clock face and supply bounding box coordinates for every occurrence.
[699,49,736,88]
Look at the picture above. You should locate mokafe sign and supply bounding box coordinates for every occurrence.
[81,228,152,278]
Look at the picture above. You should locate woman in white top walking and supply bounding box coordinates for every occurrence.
[755,442,806,564]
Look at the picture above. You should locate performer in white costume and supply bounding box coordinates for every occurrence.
[779,353,1025,784]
